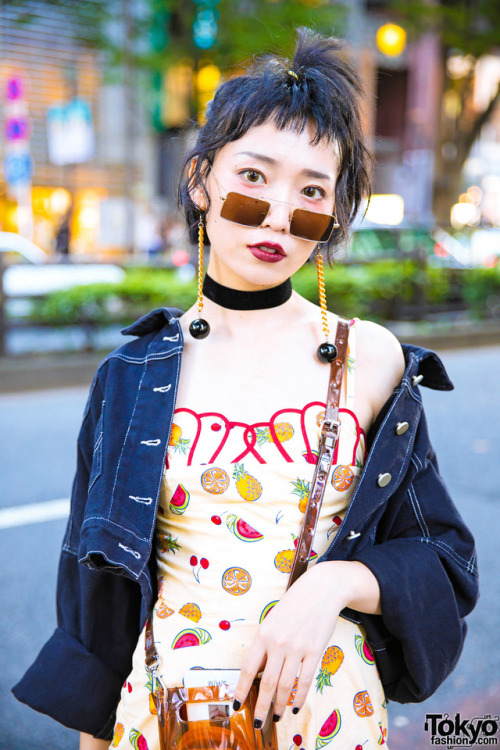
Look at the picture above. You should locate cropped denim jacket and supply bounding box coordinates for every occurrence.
[13,307,479,740]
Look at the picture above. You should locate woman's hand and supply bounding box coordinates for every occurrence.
[232,560,381,726]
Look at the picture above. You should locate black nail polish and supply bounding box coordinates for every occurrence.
[233,700,241,711]
[273,714,281,723]
[292,707,300,715]
[254,718,263,729]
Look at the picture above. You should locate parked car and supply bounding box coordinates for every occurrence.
[0,232,126,297]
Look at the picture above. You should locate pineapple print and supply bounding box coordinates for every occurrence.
[315,646,344,693]
[291,477,311,513]
[158,533,181,554]
[232,463,262,501]
[168,423,190,454]
[255,422,294,446]
[274,548,295,573]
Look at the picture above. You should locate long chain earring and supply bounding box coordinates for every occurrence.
[189,218,210,339]
[316,250,337,363]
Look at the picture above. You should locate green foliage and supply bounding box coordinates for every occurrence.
[460,266,500,319]
[31,260,476,330]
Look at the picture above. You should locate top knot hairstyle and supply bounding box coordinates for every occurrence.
[179,28,373,259]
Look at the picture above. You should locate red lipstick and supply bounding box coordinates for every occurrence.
[247,242,286,263]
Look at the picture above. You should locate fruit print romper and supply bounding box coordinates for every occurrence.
[111,320,389,750]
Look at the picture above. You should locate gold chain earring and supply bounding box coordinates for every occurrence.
[316,250,337,363]
[189,217,210,339]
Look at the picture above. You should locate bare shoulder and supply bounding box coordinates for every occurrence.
[354,319,406,419]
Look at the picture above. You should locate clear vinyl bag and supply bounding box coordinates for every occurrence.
[152,682,277,750]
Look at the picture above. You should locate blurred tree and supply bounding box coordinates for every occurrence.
[388,0,500,221]
[8,0,346,124]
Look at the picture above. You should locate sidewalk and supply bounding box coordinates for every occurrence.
[0,319,499,394]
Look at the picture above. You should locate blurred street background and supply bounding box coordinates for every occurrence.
[0,0,499,747]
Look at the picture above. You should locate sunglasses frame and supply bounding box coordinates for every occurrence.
[207,167,340,243]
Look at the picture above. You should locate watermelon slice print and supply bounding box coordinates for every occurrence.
[355,634,376,665]
[171,628,212,649]
[225,514,263,542]
[169,484,190,515]
[129,728,149,750]
[315,709,341,749]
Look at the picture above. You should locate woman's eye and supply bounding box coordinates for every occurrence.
[243,169,264,184]
[303,186,326,199]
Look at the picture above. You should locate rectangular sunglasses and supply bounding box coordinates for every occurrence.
[210,169,339,243]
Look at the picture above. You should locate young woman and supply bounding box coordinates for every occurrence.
[14,29,478,750]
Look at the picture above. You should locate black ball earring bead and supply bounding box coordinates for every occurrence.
[189,318,210,339]
[317,342,338,363]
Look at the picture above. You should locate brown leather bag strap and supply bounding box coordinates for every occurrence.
[287,318,350,589]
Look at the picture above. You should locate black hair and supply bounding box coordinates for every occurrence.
[178,27,373,259]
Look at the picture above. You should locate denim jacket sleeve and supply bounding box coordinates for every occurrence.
[340,368,479,703]
[12,363,143,740]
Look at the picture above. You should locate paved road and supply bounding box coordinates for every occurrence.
[1,347,499,749]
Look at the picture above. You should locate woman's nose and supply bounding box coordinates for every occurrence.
[260,199,292,234]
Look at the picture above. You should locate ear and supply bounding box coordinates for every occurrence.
[188,158,207,211]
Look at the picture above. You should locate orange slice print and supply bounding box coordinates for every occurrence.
[221,566,252,596]
[156,601,175,619]
[331,465,354,491]
[353,690,374,717]
[201,467,230,494]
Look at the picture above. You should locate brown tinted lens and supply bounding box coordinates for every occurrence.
[220,192,270,227]
[290,209,335,242]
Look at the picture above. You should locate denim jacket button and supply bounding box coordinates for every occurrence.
[377,472,392,487]
[396,421,409,435]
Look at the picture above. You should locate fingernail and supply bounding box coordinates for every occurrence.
[254,718,263,729]
[273,714,281,723]
[292,707,300,715]
[233,700,241,711]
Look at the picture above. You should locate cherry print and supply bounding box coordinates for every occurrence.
[127,682,132,693]
[332,515,342,526]
[190,555,198,567]
[200,558,209,570]
[218,618,244,630]
[293,735,302,747]
[211,516,222,525]
[211,423,222,431]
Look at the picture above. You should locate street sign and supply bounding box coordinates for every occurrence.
[3,151,33,186]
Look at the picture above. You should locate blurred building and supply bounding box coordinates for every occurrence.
[0,2,155,256]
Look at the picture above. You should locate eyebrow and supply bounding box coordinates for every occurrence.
[235,151,334,182]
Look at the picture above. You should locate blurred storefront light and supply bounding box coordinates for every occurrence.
[376,24,407,57]
[365,194,404,226]
[49,187,71,215]
[450,202,481,229]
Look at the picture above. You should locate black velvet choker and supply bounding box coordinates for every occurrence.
[203,274,292,310]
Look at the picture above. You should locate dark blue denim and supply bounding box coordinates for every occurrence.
[13,307,479,740]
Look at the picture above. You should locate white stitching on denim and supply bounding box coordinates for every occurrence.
[93,432,103,455]
[129,495,153,505]
[118,543,141,559]
[110,366,147,517]
[111,347,182,364]
[424,538,477,572]
[162,333,179,342]
[153,385,171,393]
[81,548,139,578]
[146,352,182,548]
[140,439,161,446]
[408,484,430,538]
[83,516,149,542]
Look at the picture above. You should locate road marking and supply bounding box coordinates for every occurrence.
[0,498,70,529]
